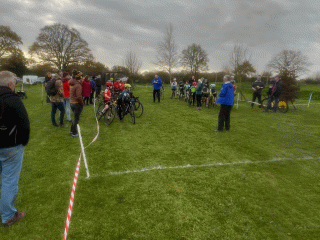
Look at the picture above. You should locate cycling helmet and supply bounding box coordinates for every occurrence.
[124,84,131,88]
[173,78,177,81]
[210,84,216,88]
[106,81,113,87]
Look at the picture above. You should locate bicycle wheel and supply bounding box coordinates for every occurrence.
[278,101,289,113]
[124,105,135,124]
[261,98,269,110]
[96,102,106,121]
[104,106,115,125]
[134,100,143,118]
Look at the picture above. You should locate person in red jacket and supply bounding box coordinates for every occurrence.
[100,84,113,114]
[62,72,72,122]
[82,76,91,105]
[114,78,120,92]
[119,80,125,92]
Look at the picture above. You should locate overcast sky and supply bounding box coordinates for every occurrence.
[2,0,320,77]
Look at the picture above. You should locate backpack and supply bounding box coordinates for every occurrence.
[45,79,57,96]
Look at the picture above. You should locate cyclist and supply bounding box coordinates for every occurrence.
[171,78,177,98]
[209,83,217,105]
[190,82,196,106]
[99,83,113,115]
[267,75,282,112]
[152,75,162,103]
[202,80,210,107]
[117,84,132,120]
[196,79,203,110]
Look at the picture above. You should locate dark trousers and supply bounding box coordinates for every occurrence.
[218,104,233,131]
[251,92,262,108]
[96,87,101,98]
[70,104,83,134]
[83,97,90,105]
[90,91,95,104]
[267,96,279,112]
[192,93,196,105]
[153,89,160,102]
[196,94,202,107]
[51,102,65,125]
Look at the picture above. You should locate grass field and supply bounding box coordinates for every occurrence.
[1,83,320,239]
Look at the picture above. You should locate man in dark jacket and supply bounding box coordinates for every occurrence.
[94,75,102,98]
[267,75,282,112]
[251,76,265,108]
[0,71,30,227]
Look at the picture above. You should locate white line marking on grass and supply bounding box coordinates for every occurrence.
[89,156,319,178]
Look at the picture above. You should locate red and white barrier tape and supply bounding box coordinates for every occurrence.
[63,93,101,239]
[63,155,81,240]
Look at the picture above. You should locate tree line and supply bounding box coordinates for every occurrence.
[0,23,313,88]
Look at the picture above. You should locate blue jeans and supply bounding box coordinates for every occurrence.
[267,96,279,112]
[63,98,71,121]
[51,102,65,125]
[0,145,24,223]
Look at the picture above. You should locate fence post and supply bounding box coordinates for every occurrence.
[236,93,240,109]
[307,92,313,108]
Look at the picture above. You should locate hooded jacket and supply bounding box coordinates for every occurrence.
[69,78,83,105]
[62,77,70,98]
[82,78,91,97]
[216,82,234,105]
[0,86,30,148]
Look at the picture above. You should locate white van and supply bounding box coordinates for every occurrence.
[22,75,38,84]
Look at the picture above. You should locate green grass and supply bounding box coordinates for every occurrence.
[1,84,320,239]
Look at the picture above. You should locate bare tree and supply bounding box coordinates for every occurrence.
[154,23,179,82]
[267,50,310,77]
[29,23,93,70]
[180,43,209,77]
[229,43,251,81]
[124,50,142,75]
[0,25,22,59]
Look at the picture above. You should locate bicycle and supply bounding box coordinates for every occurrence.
[178,88,185,100]
[261,96,288,113]
[131,96,143,118]
[96,101,116,125]
[117,100,135,124]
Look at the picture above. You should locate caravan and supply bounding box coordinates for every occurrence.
[22,75,38,84]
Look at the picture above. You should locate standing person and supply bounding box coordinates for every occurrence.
[44,72,52,103]
[190,75,196,86]
[82,76,91,105]
[196,79,203,110]
[231,76,237,94]
[214,75,234,132]
[90,77,96,104]
[49,75,65,127]
[94,75,102,98]
[267,75,282,112]
[0,71,30,227]
[171,78,177,98]
[152,74,162,103]
[69,70,84,137]
[62,72,72,123]
[251,76,265,108]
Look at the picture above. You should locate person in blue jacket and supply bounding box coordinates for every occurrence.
[152,75,162,102]
[215,75,234,132]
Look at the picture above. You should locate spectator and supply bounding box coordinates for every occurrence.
[152,74,162,103]
[0,71,30,227]
[267,75,282,112]
[82,76,91,105]
[94,75,102,98]
[196,79,203,110]
[171,78,177,98]
[114,79,120,93]
[62,72,72,123]
[90,77,96,104]
[69,70,84,137]
[215,75,234,132]
[44,72,52,103]
[50,74,65,127]
[251,76,265,108]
